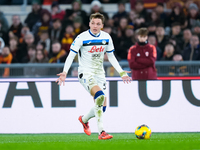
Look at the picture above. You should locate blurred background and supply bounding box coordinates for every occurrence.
[0,0,200,78]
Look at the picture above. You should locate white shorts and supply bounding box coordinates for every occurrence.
[78,72,107,95]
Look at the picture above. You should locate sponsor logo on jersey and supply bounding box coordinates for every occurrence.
[88,46,105,53]
[137,53,140,57]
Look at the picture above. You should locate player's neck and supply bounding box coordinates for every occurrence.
[89,29,100,37]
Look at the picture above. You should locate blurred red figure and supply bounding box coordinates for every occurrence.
[128,28,157,80]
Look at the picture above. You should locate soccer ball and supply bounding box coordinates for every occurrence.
[135,124,151,139]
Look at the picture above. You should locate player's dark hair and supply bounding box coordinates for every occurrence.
[136,28,149,37]
[90,12,105,24]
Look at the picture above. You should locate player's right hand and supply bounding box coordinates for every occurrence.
[56,72,67,86]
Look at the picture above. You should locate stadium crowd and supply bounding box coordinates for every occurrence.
[0,0,200,77]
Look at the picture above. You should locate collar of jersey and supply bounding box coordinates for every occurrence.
[89,29,100,37]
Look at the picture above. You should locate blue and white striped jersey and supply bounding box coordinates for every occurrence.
[70,29,114,74]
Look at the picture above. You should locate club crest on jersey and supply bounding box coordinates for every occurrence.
[145,52,149,56]
[102,40,106,45]
[137,53,140,57]
[88,46,105,53]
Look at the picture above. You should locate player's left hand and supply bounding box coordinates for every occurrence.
[122,71,132,84]
[56,72,67,86]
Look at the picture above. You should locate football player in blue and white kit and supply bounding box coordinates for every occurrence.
[56,12,131,140]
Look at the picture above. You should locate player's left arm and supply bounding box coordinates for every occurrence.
[106,35,131,83]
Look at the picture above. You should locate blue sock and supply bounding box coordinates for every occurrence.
[103,106,106,112]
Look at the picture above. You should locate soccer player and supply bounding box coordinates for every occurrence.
[56,12,131,140]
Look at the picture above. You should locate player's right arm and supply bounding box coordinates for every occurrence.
[56,36,82,86]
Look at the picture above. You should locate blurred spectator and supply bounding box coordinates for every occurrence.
[51,1,66,21]
[128,28,157,80]
[19,25,30,44]
[148,34,162,60]
[21,45,36,63]
[181,28,192,50]
[61,24,75,52]
[9,36,19,63]
[17,32,35,63]
[162,42,182,61]
[134,0,148,21]
[0,11,9,32]
[36,41,48,57]
[155,3,167,27]
[24,0,45,31]
[0,46,12,77]
[24,49,49,77]
[116,25,135,60]
[49,41,66,63]
[128,10,138,29]
[32,10,52,41]
[0,37,5,54]
[117,17,128,38]
[9,15,23,39]
[39,30,51,53]
[169,37,182,54]
[170,22,183,46]
[148,10,162,27]
[147,22,157,35]
[64,0,89,27]
[73,16,87,36]
[49,18,63,42]
[156,25,169,55]
[168,3,187,29]
[89,0,109,25]
[0,21,8,45]
[187,3,200,28]
[192,21,200,39]
[182,34,200,60]
[112,1,128,27]
[134,15,145,30]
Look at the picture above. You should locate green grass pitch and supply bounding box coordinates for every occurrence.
[0,133,200,150]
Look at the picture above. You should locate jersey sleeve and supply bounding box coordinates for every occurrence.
[70,35,83,53]
[106,34,115,53]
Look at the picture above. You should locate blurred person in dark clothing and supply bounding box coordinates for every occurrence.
[64,0,89,27]
[148,34,162,60]
[162,42,182,61]
[0,20,8,45]
[24,0,46,31]
[169,37,182,54]
[170,22,183,44]
[116,17,128,39]
[0,11,9,32]
[134,0,148,21]
[156,25,169,55]
[17,32,35,63]
[51,1,66,21]
[49,18,63,42]
[148,10,162,27]
[116,25,135,60]
[128,10,138,29]
[19,25,30,44]
[32,10,52,41]
[192,21,200,39]
[9,36,19,63]
[49,41,66,63]
[147,22,157,35]
[134,16,146,30]
[187,3,200,28]
[181,28,192,50]
[89,0,109,25]
[112,1,128,27]
[128,28,157,80]
[155,3,167,27]
[182,34,200,60]
[168,2,187,29]
[73,16,88,36]
[9,15,23,39]
[21,45,36,63]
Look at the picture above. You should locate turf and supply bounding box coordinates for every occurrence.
[0,133,200,150]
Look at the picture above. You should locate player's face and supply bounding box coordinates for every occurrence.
[138,35,148,42]
[89,18,103,34]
